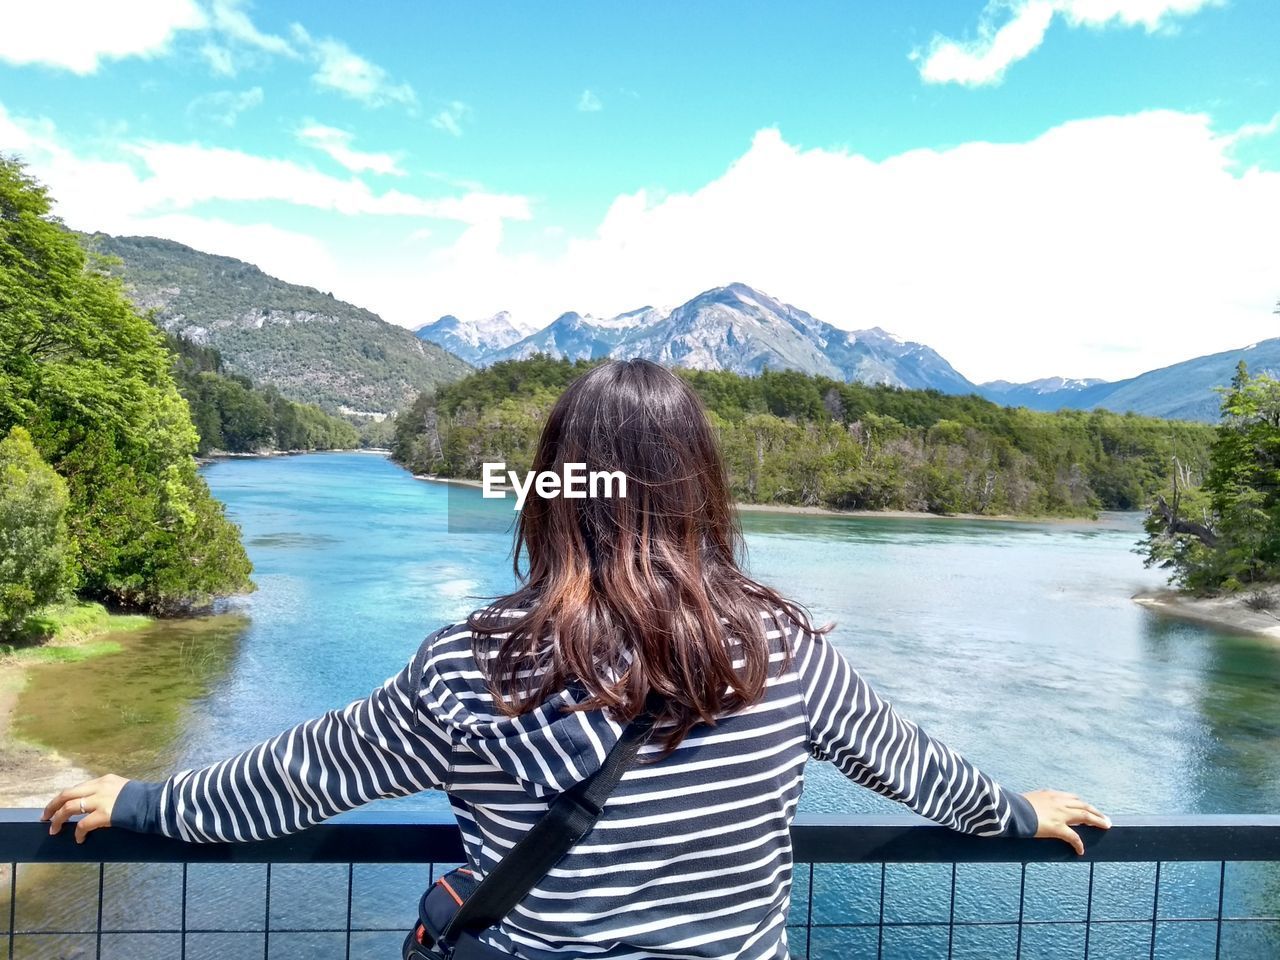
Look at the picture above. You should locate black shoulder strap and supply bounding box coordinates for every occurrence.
[443,704,660,940]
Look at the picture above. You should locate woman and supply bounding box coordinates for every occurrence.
[43,359,1109,959]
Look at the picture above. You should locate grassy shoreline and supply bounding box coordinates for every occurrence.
[0,602,152,807]
[4,600,150,654]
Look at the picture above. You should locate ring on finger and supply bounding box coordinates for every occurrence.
[79,799,85,815]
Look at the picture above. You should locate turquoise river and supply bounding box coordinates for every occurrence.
[9,451,1280,959]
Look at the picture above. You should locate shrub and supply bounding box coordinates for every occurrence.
[0,426,71,636]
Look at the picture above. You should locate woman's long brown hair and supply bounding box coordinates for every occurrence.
[468,359,821,755]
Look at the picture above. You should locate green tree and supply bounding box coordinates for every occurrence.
[164,334,357,454]
[1142,362,1280,591]
[394,355,1214,520]
[0,425,71,636]
[0,158,252,613]
[1203,363,1280,586]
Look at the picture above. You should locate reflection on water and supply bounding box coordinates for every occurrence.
[734,508,1280,818]
[1160,619,1280,809]
[13,614,247,777]
[248,532,340,548]
[7,615,247,951]
[8,453,1280,958]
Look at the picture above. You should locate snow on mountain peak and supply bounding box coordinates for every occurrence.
[435,283,974,395]
[861,325,907,345]
[414,309,528,363]
[596,306,661,330]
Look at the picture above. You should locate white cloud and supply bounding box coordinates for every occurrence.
[1229,113,1280,145]
[577,89,603,112]
[8,96,1276,383]
[118,141,528,221]
[297,123,403,176]
[291,25,416,108]
[186,87,264,127]
[208,0,294,56]
[0,107,328,287]
[1056,0,1220,30]
[0,0,298,78]
[364,111,1279,383]
[200,43,238,77]
[193,1,297,77]
[917,0,1221,86]
[430,102,470,137]
[917,1,1055,86]
[0,101,528,230]
[122,215,341,293]
[0,0,206,74]
[0,0,416,116]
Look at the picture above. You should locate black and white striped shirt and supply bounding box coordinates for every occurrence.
[113,614,1037,959]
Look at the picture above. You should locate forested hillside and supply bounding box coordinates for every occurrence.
[85,233,471,415]
[167,335,358,455]
[0,159,252,625]
[393,357,1215,518]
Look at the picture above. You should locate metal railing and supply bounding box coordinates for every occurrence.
[3,810,1279,959]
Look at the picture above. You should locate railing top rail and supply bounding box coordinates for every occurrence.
[3,809,1278,865]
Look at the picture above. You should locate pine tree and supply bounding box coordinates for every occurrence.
[1203,362,1280,588]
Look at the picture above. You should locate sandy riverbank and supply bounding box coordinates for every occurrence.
[0,661,94,808]
[734,502,1097,524]
[0,605,151,808]
[1132,587,1280,640]
[412,474,1098,524]
[196,446,377,466]
[415,473,484,487]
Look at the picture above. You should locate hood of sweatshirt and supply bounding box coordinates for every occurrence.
[414,622,632,798]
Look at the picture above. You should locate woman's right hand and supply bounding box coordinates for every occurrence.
[41,774,129,844]
[1023,789,1111,855]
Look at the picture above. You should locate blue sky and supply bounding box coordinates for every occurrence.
[1,0,1277,382]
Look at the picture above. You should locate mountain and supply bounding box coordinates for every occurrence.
[87,234,471,416]
[413,311,527,365]
[979,340,1280,422]
[497,310,652,363]
[610,285,837,376]
[1082,340,1280,420]
[433,283,975,393]
[978,377,1108,410]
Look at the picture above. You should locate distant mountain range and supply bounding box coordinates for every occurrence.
[416,282,1278,423]
[978,377,1109,408]
[976,341,1280,421]
[417,282,973,393]
[88,234,471,416]
[83,232,1274,424]
[412,310,532,365]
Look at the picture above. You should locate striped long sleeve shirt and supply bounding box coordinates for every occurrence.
[113,615,1038,959]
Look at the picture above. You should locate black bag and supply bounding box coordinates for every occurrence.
[403,705,659,960]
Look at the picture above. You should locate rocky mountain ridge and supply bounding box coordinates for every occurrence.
[88,233,471,415]
[418,282,974,393]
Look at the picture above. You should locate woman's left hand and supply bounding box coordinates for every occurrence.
[41,775,129,844]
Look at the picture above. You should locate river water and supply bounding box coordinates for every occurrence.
[10,451,1280,959]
